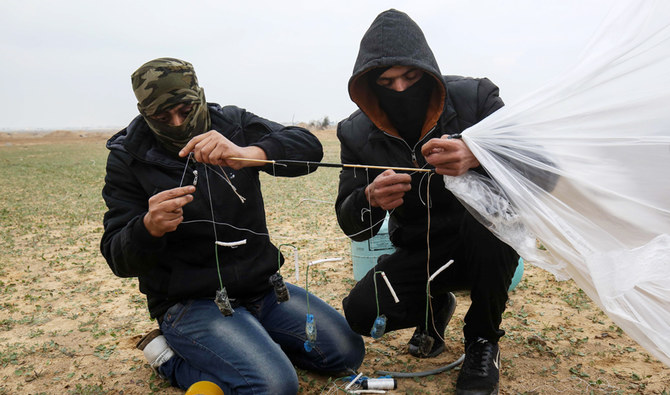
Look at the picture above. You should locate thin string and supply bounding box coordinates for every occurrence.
[423,171,448,343]
[212,164,246,203]
[412,161,432,207]
[425,172,434,332]
[365,168,374,239]
[179,156,434,340]
[181,214,391,241]
[373,271,381,317]
[178,152,194,187]
[181,159,421,242]
[305,261,312,314]
[277,243,297,271]
[181,219,270,236]
[365,165,386,324]
[203,166,225,289]
[181,157,427,288]
[417,166,433,207]
[178,154,443,353]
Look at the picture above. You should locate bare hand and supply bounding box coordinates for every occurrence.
[143,186,196,237]
[421,136,480,176]
[178,130,267,169]
[365,170,412,210]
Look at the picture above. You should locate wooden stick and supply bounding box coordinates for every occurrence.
[227,157,287,166]
[227,157,434,173]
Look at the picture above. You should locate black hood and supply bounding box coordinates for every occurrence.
[348,9,447,139]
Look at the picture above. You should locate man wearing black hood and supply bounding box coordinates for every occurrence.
[336,10,519,395]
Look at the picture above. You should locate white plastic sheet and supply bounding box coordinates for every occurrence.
[445,0,670,366]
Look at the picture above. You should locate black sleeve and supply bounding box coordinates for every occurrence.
[237,109,324,177]
[99,151,166,278]
[334,121,385,242]
[477,77,505,119]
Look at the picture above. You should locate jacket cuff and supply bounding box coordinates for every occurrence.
[131,215,167,250]
[251,138,284,161]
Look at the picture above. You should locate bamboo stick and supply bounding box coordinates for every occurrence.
[227,157,434,173]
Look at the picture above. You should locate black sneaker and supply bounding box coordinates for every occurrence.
[456,338,500,395]
[407,292,457,358]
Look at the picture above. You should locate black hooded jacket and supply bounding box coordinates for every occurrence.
[100,104,323,319]
[335,9,504,247]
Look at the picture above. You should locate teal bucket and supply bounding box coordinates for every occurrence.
[509,257,524,291]
[351,216,396,281]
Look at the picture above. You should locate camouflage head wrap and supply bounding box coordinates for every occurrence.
[131,58,211,154]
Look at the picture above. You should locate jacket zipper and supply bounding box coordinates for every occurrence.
[381,126,437,168]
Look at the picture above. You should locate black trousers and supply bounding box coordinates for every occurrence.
[343,211,519,343]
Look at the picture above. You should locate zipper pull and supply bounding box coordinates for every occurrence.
[411,151,419,168]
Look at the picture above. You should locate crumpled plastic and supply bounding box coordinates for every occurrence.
[444,0,670,366]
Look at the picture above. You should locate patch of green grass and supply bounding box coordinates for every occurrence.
[93,343,116,360]
[0,141,110,312]
[561,288,591,312]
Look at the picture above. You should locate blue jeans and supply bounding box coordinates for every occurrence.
[158,283,365,394]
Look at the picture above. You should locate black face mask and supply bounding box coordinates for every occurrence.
[371,74,434,146]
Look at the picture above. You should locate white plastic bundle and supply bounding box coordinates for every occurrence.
[445,0,670,366]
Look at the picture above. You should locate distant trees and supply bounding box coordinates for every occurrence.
[307,116,332,130]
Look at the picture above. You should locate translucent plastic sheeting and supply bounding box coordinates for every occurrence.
[444,0,670,366]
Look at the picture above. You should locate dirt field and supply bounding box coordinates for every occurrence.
[0,130,668,394]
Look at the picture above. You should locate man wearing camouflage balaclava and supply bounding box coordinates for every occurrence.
[101,58,364,393]
[131,58,211,154]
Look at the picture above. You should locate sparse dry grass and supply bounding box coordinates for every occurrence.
[0,130,668,394]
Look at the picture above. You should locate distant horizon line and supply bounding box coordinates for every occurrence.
[0,126,124,133]
[1,120,323,133]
